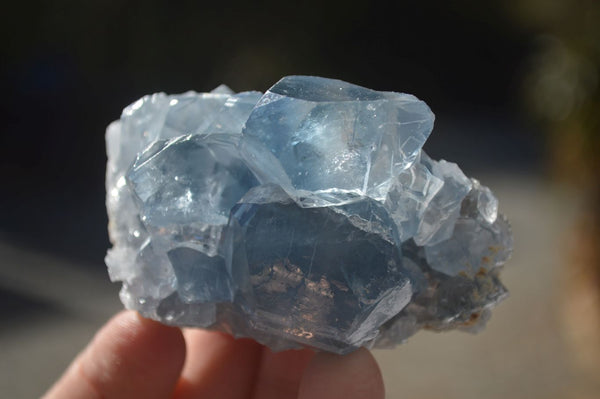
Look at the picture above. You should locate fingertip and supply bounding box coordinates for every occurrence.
[251,347,315,399]
[44,311,186,399]
[173,329,262,399]
[298,348,385,399]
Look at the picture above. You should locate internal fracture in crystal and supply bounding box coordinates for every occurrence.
[105,76,513,354]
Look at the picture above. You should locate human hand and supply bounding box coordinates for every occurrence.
[43,311,385,399]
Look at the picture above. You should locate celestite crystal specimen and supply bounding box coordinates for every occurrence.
[105,76,513,354]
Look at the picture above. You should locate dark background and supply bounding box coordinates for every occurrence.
[1,1,543,266]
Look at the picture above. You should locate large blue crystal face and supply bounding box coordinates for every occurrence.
[242,76,435,200]
[228,185,412,352]
[105,76,513,354]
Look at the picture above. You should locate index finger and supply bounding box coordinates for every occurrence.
[43,311,185,399]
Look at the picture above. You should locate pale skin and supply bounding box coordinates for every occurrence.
[44,311,385,399]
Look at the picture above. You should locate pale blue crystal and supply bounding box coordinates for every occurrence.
[129,134,259,227]
[461,179,499,224]
[112,239,177,313]
[422,179,509,278]
[105,76,513,354]
[155,291,217,328]
[127,134,260,257]
[424,214,513,277]
[228,184,412,353]
[414,154,473,245]
[168,247,233,303]
[105,87,262,313]
[242,76,434,201]
[384,152,444,242]
[106,87,261,248]
[161,90,262,138]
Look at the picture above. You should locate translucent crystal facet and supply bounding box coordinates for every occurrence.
[228,185,412,352]
[242,76,435,201]
[128,134,259,256]
[105,76,513,354]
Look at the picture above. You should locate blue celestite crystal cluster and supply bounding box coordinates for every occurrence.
[105,76,513,354]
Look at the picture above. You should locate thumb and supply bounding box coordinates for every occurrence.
[43,310,185,399]
[298,348,385,399]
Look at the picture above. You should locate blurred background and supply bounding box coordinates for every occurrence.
[1,1,599,397]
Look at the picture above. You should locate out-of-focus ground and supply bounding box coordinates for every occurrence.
[1,174,596,399]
